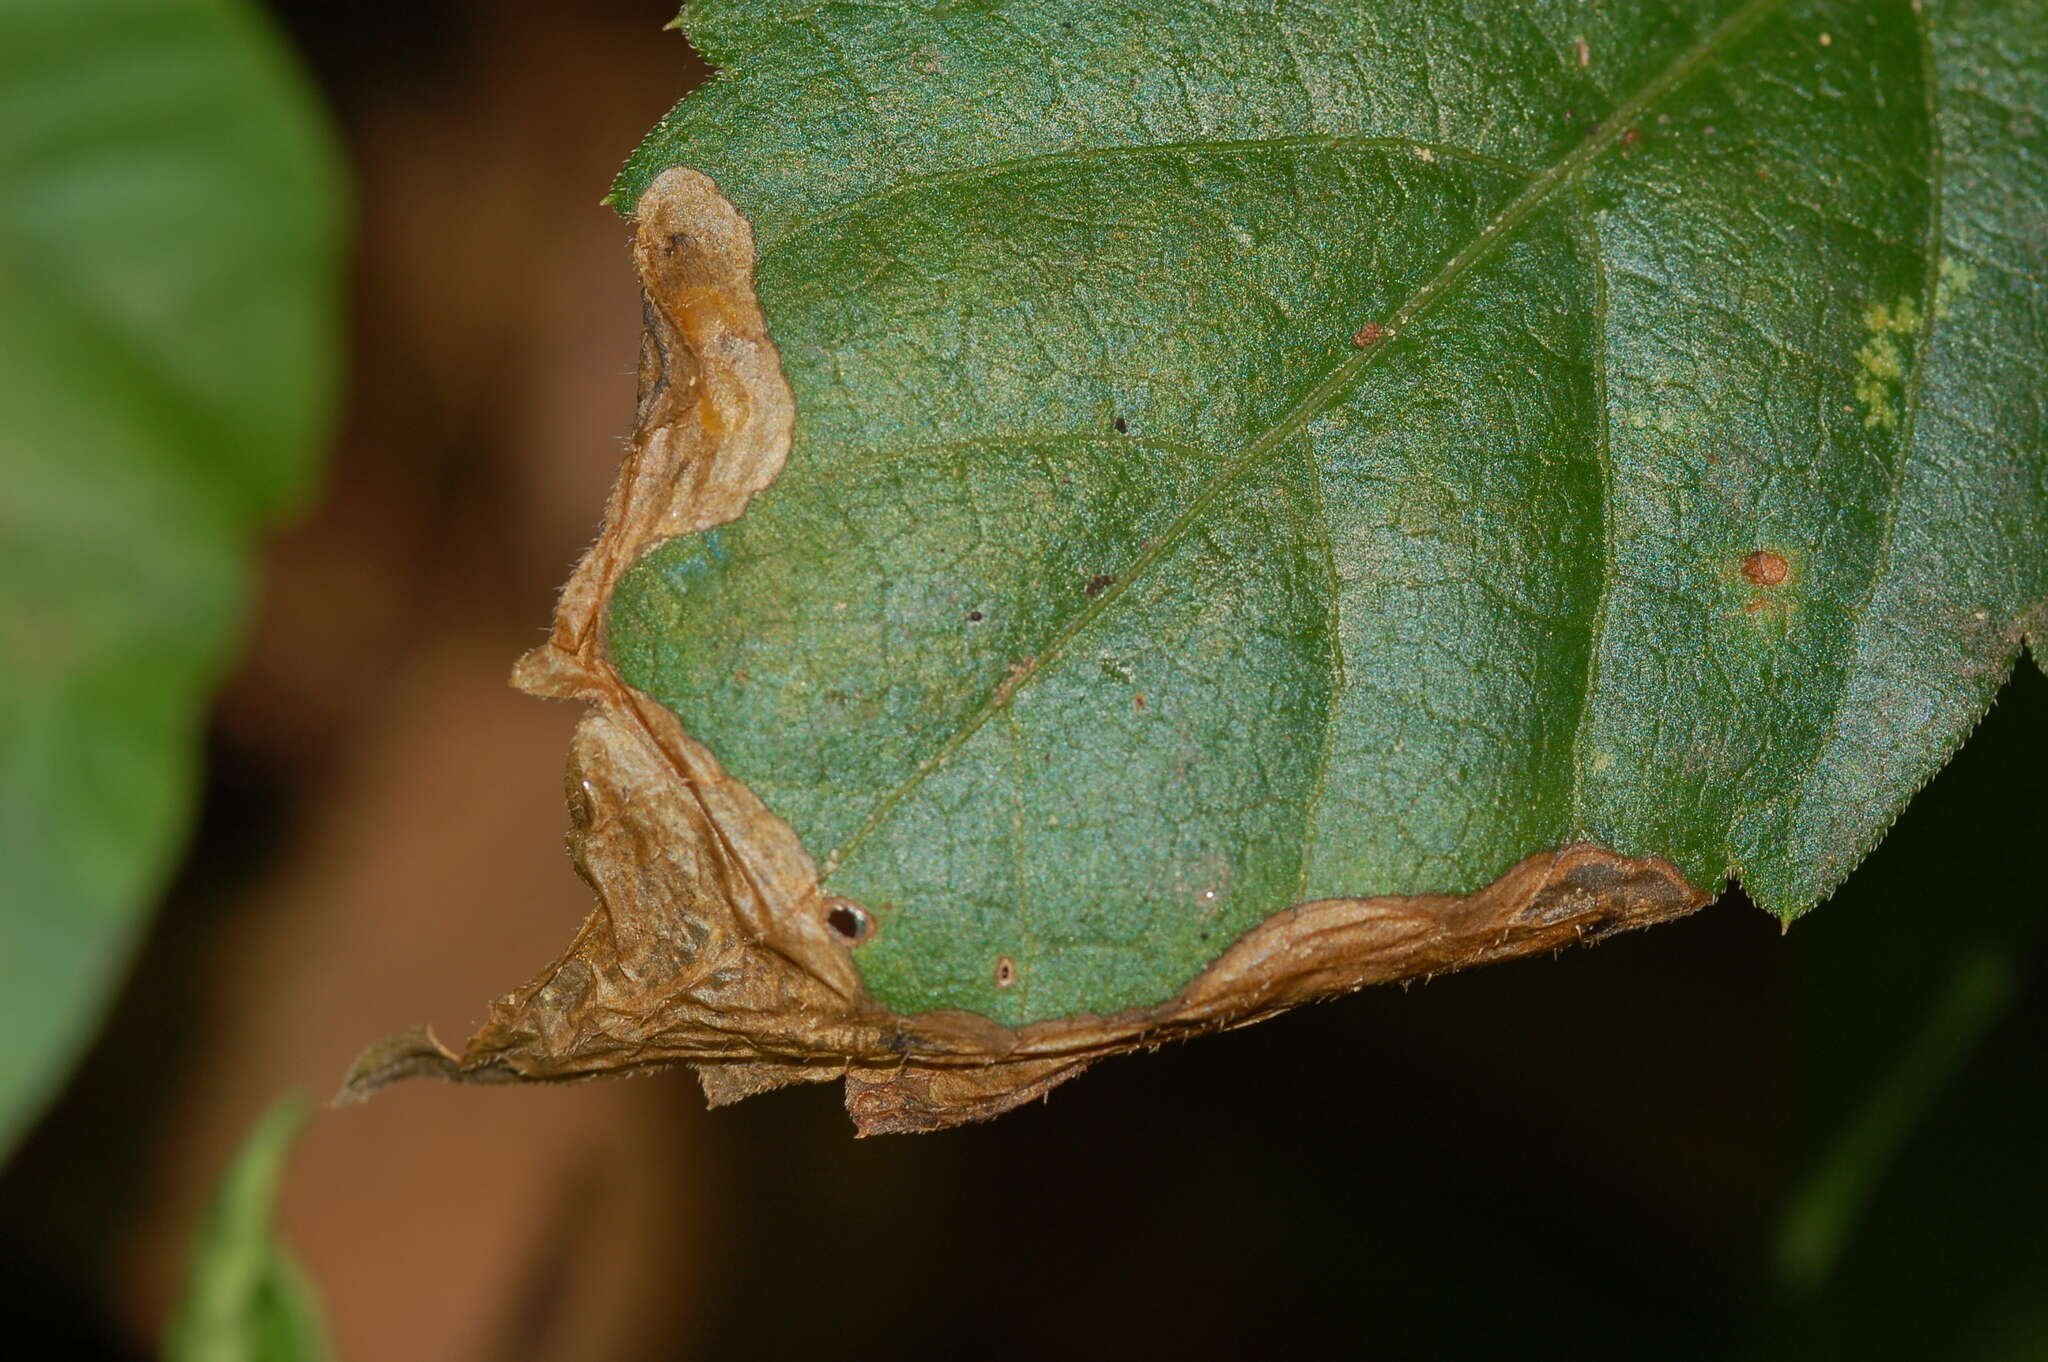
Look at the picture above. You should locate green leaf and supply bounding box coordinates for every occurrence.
[0,0,344,1151]
[165,1096,333,1362]
[596,0,2046,1030]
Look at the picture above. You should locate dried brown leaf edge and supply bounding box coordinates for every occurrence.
[338,169,1712,1135]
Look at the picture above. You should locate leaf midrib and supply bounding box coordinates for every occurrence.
[820,0,1790,879]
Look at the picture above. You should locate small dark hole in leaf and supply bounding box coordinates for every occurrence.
[966,609,984,621]
[994,955,1017,988]
[824,898,874,945]
[1113,416,1129,433]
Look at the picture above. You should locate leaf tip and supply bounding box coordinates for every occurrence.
[332,1025,464,1106]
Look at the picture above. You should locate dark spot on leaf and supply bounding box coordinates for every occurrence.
[1085,573,1116,598]
[993,956,1016,988]
[1352,321,1386,348]
[824,898,875,945]
[1741,550,1791,587]
[966,609,984,622]
[1113,416,1129,433]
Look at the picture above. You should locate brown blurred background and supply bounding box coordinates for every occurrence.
[2,5,2042,1360]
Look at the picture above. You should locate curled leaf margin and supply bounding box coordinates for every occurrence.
[339,169,1711,1133]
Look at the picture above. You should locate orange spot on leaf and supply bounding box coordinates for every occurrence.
[1741,550,1791,587]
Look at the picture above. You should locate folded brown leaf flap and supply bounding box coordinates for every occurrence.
[338,168,1712,1134]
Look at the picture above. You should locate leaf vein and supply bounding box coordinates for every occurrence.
[1292,435,1347,903]
[762,134,1538,252]
[1771,0,1948,871]
[1567,188,1620,837]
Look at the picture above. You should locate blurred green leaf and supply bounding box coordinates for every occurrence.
[0,0,344,1153]
[1776,945,2017,1295]
[1755,662,2048,1356]
[165,1096,332,1362]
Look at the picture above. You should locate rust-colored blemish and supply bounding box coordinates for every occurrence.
[993,956,1017,989]
[993,657,1035,705]
[1741,549,1791,587]
[1352,321,1386,349]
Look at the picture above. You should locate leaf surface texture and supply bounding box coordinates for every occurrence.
[603,0,2046,1025]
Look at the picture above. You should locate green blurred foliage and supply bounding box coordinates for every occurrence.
[0,0,345,1154]
[164,1097,331,1362]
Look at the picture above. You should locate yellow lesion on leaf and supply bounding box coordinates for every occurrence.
[1935,256,1978,319]
[1619,407,1684,435]
[1853,294,1921,430]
